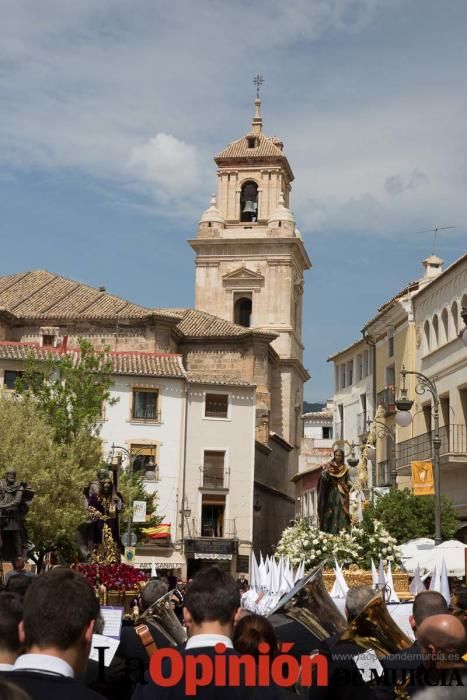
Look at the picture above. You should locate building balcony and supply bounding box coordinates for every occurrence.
[377,385,396,416]
[357,411,369,437]
[185,518,237,539]
[199,466,229,490]
[396,424,467,471]
[377,460,391,487]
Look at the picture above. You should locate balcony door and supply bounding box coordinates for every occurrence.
[201,495,225,537]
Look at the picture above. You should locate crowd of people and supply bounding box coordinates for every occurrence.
[0,560,466,699]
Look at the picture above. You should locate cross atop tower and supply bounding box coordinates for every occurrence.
[253,74,264,98]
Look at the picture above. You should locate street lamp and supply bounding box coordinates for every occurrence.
[368,419,396,488]
[394,366,442,545]
[108,444,156,550]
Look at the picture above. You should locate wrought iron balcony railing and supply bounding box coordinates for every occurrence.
[396,424,467,470]
[200,466,229,489]
[186,518,237,539]
[376,385,396,416]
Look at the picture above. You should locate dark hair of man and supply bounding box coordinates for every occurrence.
[140,579,168,611]
[0,679,32,700]
[5,575,33,602]
[233,613,278,660]
[184,566,240,625]
[453,585,467,611]
[0,592,23,654]
[413,590,448,627]
[23,568,99,650]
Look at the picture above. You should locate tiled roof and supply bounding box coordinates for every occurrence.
[215,132,285,160]
[175,308,277,340]
[327,336,366,362]
[0,272,278,342]
[187,372,255,387]
[0,342,186,379]
[111,352,185,378]
[302,409,333,420]
[362,280,420,331]
[0,271,179,321]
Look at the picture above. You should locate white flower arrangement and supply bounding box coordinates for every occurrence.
[275,517,402,571]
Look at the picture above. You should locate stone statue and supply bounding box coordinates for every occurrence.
[87,477,123,564]
[0,469,34,563]
[317,448,351,534]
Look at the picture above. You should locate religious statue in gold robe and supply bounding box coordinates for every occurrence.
[317,448,351,534]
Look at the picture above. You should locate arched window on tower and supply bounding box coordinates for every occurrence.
[240,181,258,222]
[234,297,252,327]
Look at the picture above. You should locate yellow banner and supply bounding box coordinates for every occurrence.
[411,460,435,495]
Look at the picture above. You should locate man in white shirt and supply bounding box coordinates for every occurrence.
[0,592,23,670]
[133,566,256,699]
[1,568,105,699]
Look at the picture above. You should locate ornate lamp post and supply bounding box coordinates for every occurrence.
[369,419,396,488]
[394,366,442,545]
[108,444,156,549]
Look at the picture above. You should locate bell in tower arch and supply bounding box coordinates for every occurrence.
[240,180,258,222]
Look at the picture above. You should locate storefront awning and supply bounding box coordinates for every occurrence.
[133,551,186,570]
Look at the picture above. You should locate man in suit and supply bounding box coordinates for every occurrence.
[1,568,105,699]
[0,592,23,670]
[132,565,291,699]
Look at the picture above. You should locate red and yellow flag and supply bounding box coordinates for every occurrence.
[411,461,435,495]
[142,523,171,539]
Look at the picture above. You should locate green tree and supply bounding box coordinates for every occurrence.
[118,470,164,543]
[17,339,116,444]
[0,392,99,570]
[2,339,118,569]
[363,488,459,543]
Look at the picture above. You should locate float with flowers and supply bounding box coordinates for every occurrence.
[275,408,410,598]
[275,518,410,597]
[72,562,147,607]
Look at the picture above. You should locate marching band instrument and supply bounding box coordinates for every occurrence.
[339,594,412,658]
[268,562,347,640]
[137,590,187,647]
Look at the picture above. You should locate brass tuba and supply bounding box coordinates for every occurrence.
[268,561,347,641]
[137,590,187,646]
[339,594,412,658]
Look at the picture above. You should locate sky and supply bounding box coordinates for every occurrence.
[1,0,466,401]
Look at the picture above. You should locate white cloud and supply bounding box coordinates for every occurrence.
[1,0,466,237]
[129,133,201,197]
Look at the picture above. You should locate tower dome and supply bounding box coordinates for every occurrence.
[199,194,225,226]
[268,192,295,225]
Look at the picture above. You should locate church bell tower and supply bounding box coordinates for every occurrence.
[189,89,311,448]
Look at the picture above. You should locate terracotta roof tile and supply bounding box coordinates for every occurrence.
[0,342,186,379]
[176,309,277,340]
[0,271,277,340]
[0,270,180,321]
[187,372,255,387]
[216,132,285,160]
[302,409,333,420]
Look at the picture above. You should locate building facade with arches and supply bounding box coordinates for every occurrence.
[412,252,467,537]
